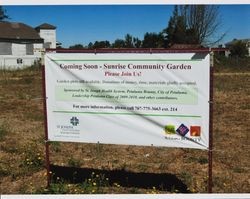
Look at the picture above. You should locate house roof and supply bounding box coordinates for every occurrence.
[35,23,56,30]
[0,21,43,41]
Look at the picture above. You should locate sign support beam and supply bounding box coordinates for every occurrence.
[42,64,51,187]
[208,50,214,193]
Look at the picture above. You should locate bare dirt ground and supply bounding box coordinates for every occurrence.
[0,64,249,194]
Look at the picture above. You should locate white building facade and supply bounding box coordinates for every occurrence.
[0,22,56,69]
[35,23,57,49]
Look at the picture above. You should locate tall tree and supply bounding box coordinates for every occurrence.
[0,6,9,21]
[172,16,187,44]
[87,42,93,49]
[184,5,222,44]
[142,32,164,48]
[112,39,126,48]
[92,40,111,48]
[124,34,134,48]
[165,5,223,46]
[69,44,85,49]
[133,37,142,48]
[229,40,248,58]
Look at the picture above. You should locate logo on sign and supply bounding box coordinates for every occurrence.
[190,126,201,137]
[176,124,189,136]
[164,125,176,135]
[70,117,79,126]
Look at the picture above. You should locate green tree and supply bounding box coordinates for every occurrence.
[112,39,126,48]
[229,40,248,58]
[0,6,9,21]
[112,35,141,48]
[142,32,164,48]
[133,37,142,48]
[92,40,110,48]
[69,44,85,49]
[87,42,93,49]
[184,5,222,44]
[124,34,134,48]
[164,5,223,46]
[164,5,178,46]
[172,16,187,44]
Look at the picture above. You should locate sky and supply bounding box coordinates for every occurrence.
[3,5,250,47]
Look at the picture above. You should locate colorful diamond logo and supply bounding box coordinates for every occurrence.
[176,124,189,136]
[190,126,201,137]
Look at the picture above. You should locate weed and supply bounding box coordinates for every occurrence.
[198,157,208,164]
[93,142,104,159]
[0,164,10,177]
[67,157,81,168]
[39,172,110,194]
[25,111,44,121]
[146,186,161,194]
[137,163,148,172]
[240,104,250,110]
[23,77,33,84]
[21,143,44,172]
[233,167,244,173]
[186,156,197,163]
[186,156,208,164]
[170,185,180,193]
[179,172,193,187]
[81,172,110,194]
[128,187,140,193]
[50,141,61,152]
[1,145,19,153]
[39,182,69,194]
[119,162,128,171]
[0,123,8,141]
[158,163,168,170]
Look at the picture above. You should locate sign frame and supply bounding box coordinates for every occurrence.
[42,48,217,192]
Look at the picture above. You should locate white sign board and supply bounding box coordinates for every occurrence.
[45,52,210,149]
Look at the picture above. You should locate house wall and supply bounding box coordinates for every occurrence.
[0,42,44,69]
[0,42,12,55]
[247,42,250,56]
[0,55,41,70]
[33,43,44,57]
[39,29,56,49]
[12,43,27,56]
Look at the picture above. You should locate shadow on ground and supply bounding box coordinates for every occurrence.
[50,165,190,193]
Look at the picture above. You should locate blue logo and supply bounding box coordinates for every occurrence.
[70,117,79,126]
[176,124,189,136]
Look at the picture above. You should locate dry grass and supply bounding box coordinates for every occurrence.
[0,62,249,194]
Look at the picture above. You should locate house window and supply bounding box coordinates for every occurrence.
[44,42,52,49]
[26,44,34,55]
[0,42,12,55]
[17,58,23,64]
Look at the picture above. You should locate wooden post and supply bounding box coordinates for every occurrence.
[42,63,51,187]
[208,50,214,193]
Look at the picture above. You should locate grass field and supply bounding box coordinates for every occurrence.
[0,57,249,194]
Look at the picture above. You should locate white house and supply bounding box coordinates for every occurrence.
[0,21,56,69]
[35,23,57,49]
